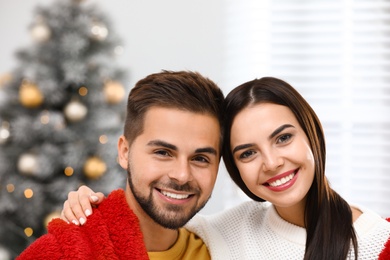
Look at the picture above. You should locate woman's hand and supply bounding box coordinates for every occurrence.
[60,185,105,225]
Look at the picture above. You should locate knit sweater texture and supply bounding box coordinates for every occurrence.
[17,189,149,260]
[186,201,390,259]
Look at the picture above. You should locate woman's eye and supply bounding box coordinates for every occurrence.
[277,133,292,144]
[239,150,255,159]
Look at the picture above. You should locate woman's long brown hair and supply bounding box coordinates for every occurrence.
[222,77,358,260]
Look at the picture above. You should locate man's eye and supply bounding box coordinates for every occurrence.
[239,150,255,159]
[193,155,209,163]
[155,150,170,156]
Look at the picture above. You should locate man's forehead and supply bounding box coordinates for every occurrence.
[140,107,220,148]
[145,106,210,117]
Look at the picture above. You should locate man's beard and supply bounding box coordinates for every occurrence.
[127,168,209,229]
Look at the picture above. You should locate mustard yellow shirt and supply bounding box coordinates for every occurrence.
[148,228,210,260]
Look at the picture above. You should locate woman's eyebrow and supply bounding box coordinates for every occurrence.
[269,124,294,140]
[232,143,255,155]
[232,124,295,154]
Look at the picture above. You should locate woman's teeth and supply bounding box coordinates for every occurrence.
[269,173,295,187]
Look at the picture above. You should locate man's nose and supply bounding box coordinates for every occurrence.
[168,159,193,184]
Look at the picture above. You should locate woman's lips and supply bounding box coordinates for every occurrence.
[263,169,299,192]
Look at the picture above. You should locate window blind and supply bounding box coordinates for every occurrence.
[222,0,390,217]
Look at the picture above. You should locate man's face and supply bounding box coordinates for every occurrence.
[118,106,221,229]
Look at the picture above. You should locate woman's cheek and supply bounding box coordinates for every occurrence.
[237,163,256,182]
[304,145,315,168]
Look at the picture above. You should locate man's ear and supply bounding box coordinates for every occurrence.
[117,135,129,169]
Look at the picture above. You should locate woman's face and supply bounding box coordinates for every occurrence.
[230,103,315,212]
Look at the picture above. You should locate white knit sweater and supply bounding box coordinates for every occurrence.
[186,201,390,259]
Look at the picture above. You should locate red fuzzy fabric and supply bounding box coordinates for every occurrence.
[17,189,149,260]
[378,218,390,260]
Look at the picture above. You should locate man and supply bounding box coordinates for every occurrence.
[18,70,225,259]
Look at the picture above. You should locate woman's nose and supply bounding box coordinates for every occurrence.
[261,149,283,172]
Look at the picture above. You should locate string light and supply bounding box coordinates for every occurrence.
[0,121,10,141]
[24,227,33,237]
[24,188,34,199]
[78,86,88,96]
[6,183,15,193]
[40,110,50,124]
[99,134,108,144]
[64,166,74,177]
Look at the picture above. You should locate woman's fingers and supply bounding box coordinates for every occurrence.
[60,186,105,225]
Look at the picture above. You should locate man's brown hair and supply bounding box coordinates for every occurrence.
[124,70,225,150]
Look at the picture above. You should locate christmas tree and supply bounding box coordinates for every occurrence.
[0,0,128,258]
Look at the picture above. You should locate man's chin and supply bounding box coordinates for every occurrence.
[151,210,198,230]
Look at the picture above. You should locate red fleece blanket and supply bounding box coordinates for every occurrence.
[17,189,149,260]
[379,218,390,260]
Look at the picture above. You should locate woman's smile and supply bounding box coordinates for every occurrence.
[264,169,298,191]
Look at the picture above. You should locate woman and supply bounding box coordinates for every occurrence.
[62,77,390,259]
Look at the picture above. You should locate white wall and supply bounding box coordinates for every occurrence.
[0,0,227,86]
[2,0,388,220]
[0,0,233,215]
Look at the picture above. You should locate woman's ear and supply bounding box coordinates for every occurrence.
[117,135,129,169]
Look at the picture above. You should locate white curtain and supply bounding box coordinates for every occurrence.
[222,0,390,217]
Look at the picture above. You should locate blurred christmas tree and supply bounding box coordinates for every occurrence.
[0,0,128,258]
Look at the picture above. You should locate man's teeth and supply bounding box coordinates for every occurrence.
[269,173,295,187]
[161,190,190,199]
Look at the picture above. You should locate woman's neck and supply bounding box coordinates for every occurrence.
[351,206,363,222]
[274,199,306,227]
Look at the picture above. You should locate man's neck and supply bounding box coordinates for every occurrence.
[125,185,179,252]
[138,215,179,252]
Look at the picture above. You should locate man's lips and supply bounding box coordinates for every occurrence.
[160,190,191,199]
[156,188,194,200]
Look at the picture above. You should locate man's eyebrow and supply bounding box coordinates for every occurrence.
[195,147,217,155]
[147,140,177,150]
[147,140,217,155]
[269,124,294,140]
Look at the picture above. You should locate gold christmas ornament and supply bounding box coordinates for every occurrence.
[104,81,125,104]
[19,81,44,108]
[44,210,61,228]
[83,156,107,179]
[64,100,88,122]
